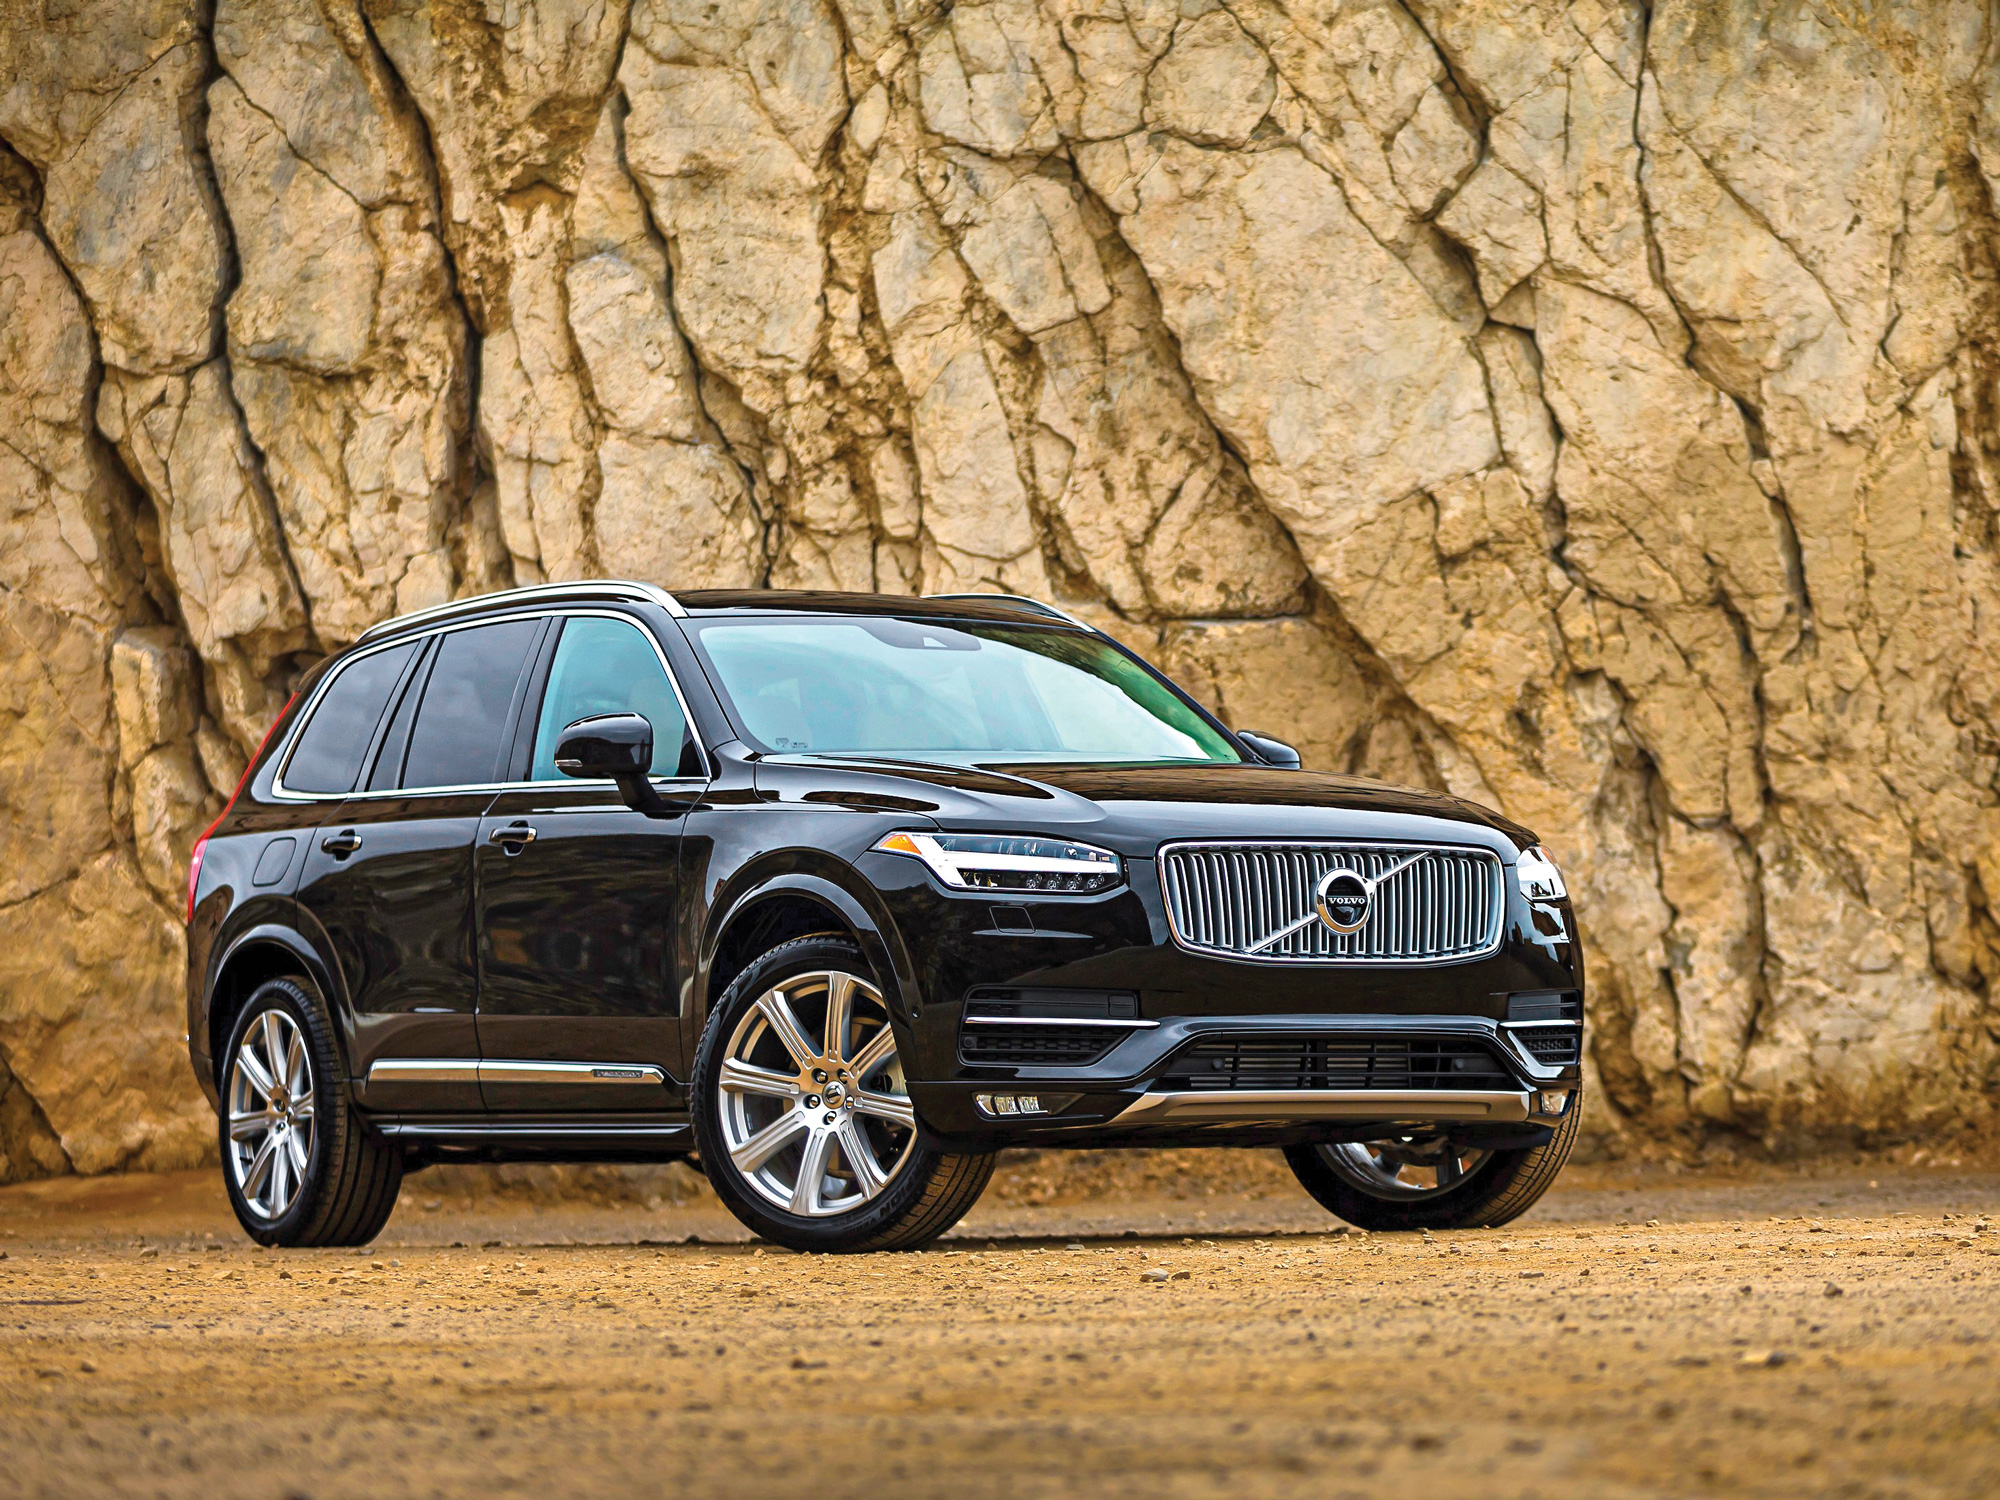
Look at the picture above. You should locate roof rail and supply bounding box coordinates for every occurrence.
[356,579,685,642]
[921,592,1093,629]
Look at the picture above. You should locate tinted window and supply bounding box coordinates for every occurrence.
[529,618,690,780]
[688,618,1241,765]
[365,640,431,791]
[401,620,539,789]
[283,642,417,794]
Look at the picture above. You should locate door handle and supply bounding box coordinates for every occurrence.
[489,822,537,854]
[321,829,362,858]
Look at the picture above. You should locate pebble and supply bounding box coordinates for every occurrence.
[1738,1349,1791,1368]
[1824,1282,1844,1297]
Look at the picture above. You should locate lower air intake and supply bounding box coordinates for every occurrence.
[1159,1035,1512,1092]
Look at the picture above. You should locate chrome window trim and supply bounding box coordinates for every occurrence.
[272,606,709,803]
[1155,838,1507,968]
[356,578,684,642]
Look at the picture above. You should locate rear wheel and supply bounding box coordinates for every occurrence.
[692,935,993,1252]
[218,977,402,1247]
[1284,1099,1580,1232]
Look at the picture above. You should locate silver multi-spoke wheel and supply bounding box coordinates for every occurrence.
[1316,1136,1490,1200]
[225,1009,316,1222]
[716,969,916,1217]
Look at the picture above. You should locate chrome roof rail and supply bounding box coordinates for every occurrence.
[356,579,686,642]
[921,592,1093,629]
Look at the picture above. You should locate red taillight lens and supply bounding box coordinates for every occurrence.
[186,693,297,926]
[186,833,211,923]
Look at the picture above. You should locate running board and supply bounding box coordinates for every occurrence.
[1109,1088,1532,1126]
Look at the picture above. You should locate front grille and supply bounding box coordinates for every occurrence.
[959,1027,1116,1066]
[1158,1035,1513,1092]
[1509,1024,1581,1066]
[1158,841,1505,964]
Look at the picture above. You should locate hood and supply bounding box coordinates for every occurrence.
[754,755,1536,857]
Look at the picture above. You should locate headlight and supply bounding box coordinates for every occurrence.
[1516,845,1567,901]
[872,831,1123,894]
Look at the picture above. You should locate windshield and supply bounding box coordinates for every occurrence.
[687,616,1242,766]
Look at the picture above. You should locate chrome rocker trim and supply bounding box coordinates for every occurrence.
[367,1059,668,1087]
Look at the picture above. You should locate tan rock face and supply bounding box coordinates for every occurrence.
[2,0,1998,1172]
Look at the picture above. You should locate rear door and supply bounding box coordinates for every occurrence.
[473,612,703,1112]
[297,616,544,1112]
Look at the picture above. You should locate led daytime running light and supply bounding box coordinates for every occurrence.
[874,831,1122,894]
[1515,845,1568,901]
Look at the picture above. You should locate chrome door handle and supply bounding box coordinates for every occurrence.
[489,823,537,853]
[320,829,362,857]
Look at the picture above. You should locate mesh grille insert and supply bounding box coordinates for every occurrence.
[958,1027,1117,1067]
[1510,1024,1581,1066]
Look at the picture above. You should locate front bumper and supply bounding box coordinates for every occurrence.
[906,1011,1581,1148]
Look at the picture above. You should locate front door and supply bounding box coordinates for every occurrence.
[300,615,544,1111]
[474,613,703,1111]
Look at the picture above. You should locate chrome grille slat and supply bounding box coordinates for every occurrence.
[1158,841,1506,966]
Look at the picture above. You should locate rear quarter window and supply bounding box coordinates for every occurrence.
[282,641,418,794]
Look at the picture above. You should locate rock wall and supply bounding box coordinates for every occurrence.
[2,0,1998,1178]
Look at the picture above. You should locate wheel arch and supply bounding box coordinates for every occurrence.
[206,928,343,1088]
[698,868,918,1040]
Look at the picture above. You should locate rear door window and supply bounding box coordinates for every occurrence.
[528,617,691,781]
[283,641,418,794]
[400,620,540,790]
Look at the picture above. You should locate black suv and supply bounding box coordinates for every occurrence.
[187,582,1583,1252]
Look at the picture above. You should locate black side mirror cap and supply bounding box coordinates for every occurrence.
[1237,730,1302,770]
[555,713,654,779]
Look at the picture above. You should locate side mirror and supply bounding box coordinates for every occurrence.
[1237,730,1302,770]
[555,713,669,816]
[554,713,653,779]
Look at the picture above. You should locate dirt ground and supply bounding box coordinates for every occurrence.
[2,1152,1997,1500]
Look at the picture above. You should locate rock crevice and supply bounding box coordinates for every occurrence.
[3,0,1999,1176]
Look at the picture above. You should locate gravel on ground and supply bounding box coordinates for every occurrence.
[2,1155,1996,1499]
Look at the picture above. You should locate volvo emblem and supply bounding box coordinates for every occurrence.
[1315,868,1372,933]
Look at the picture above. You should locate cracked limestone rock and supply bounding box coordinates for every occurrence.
[2,0,2000,1177]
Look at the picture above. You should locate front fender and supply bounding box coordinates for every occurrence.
[697,859,922,1052]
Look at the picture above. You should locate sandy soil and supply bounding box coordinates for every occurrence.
[2,1154,1997,1500]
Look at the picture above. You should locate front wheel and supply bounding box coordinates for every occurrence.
[219,977,403,1247]
[1284,1098,1580,1232]
[692,935,993,1252]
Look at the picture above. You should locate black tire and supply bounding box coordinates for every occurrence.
[1284,1098,1581,1232]
[692,934,993,1253]
[217,977,403,1248]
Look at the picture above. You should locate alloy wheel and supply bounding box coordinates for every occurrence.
[715,970,916,1217]
[1315,1136,1491,1200]
[226,1009,317,1222]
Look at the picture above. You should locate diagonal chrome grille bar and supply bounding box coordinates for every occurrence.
[1159,841,1506,966]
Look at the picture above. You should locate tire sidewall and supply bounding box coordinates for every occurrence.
[692,935,941,1252]
[1284,1101,1581,1232]
[217,978,337,1247]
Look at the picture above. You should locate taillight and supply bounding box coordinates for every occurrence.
[186,832,212,923]
[187,693,297,925]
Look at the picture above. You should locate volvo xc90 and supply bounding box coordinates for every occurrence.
[187,582,1584,1252]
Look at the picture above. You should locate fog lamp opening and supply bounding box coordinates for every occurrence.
[974,1092,1077,1119]
[1535,1089,1572,1116]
